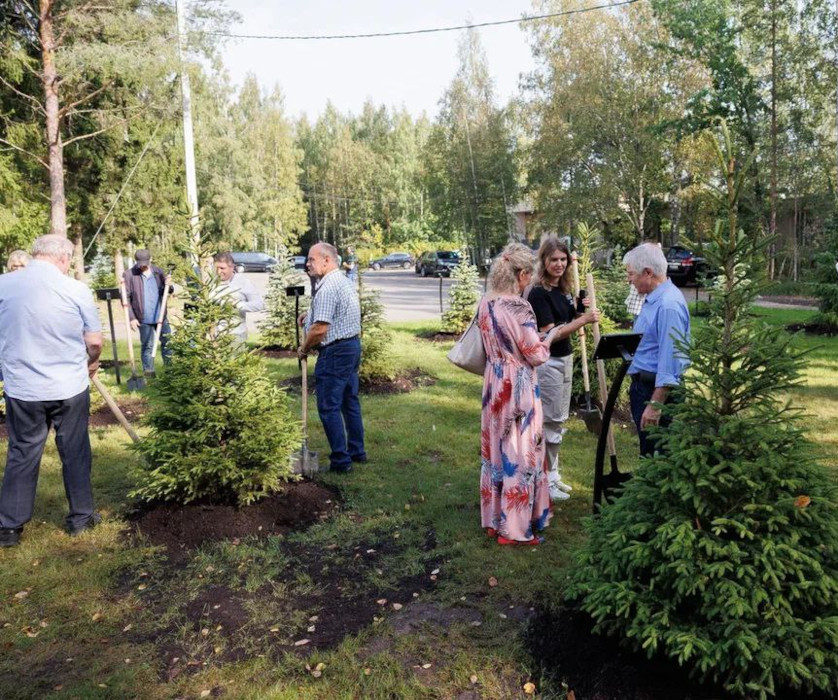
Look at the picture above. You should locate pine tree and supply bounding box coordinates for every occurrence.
[88,244,116,289]
[357,271,394,382]
[568,124,838,698]
[441,253,480,334]
[258,247,310,349]
[812,209,838,331]
[131,240,301,506]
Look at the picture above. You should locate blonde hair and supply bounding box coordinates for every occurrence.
[7,250,30,270]
[486,242,535,296]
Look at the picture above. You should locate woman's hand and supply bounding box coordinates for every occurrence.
[580,308,600,325]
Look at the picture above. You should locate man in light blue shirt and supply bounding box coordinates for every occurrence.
[0,235,103,547]
[624,243,691,456]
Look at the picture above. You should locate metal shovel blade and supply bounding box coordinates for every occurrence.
[290,441,319,477]
[126,373,146,392]
[578,395,603,435]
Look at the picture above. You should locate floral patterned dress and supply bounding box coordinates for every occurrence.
[478,295,553,542]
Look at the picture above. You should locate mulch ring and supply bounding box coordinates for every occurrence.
[127,480,339,560]
[525,606,833,700]
[786,322,838,336]
[416,330,460,343]
[0,395,147,439]
[257,345,298,359]
[279,367,436,396]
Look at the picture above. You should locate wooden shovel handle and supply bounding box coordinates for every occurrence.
[586,273,617,457]
[150,276,172,361]
[301,356,308,440]
[91,374,140,443]
[571,255,592,394]
[117,274,138,371]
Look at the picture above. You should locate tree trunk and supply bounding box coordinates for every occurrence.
[768,0,779,280]
[39,0,67,238]
[71,226,84,280]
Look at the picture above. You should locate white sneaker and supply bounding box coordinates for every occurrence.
[549,482,570,502]
[555,479,573,493]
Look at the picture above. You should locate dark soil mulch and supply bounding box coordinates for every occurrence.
[758,294,819,307]
[279,367,436,396]
[257,345,298,359]
[128,481,339,560]
[786,322,838,336]
[525,606,833,700]
[417,329,460,342]
[0,395,146,439]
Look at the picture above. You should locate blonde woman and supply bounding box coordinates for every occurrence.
[478,242,564,545]
[5,250,29,272]
[527,237,599,501]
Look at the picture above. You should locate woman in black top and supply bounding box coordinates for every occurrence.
[527,237,599,502]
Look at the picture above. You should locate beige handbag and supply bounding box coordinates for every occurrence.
[447,315,486,375]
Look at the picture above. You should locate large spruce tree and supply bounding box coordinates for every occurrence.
[568,125,838,698]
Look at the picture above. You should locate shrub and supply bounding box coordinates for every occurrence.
[131,255,301,506]
[441,255,480,334]
[568,125,838,699]
[358,271,395,382]
[89,245,116,289]
[812,210,838,331]
[259,248,310,349]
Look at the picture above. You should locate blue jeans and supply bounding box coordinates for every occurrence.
[0,389,94,530]
[138,320,172,373]
[314,338,365,469]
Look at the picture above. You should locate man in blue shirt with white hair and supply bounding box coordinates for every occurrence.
[0,235,103,547]
[624,243,691,457]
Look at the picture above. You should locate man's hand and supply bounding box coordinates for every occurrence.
[87,358,100,378]
[130,318,140,331]
[297,311,308,327]
[640,404,662,430]
[297,345,308,360]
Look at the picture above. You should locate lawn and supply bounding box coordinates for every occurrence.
[0,306,835,699]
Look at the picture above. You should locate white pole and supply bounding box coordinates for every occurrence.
[176,0,200,261]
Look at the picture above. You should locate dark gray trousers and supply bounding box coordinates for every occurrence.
[0,389,94,530]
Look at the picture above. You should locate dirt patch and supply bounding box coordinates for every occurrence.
[128,481,338,560]
[257,346,297,359]
[758,294,818,307]
[525,606,833,700]
[417,330,460,343]
[786,322,838,336]
[279,368,436,396]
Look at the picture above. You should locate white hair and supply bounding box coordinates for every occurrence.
[623,243,667,278]
[32,234,74,260]
[313,242,339,264]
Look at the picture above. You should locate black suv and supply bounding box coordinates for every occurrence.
[666,245,709,286]
[415,250,461,277]
[231,252,278,273]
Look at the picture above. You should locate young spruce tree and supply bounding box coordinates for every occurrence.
[258,246,310,348]
[357,270,395,382]
[812,209,838,331]
[441,253,480,334]
[131,242,301,506]
[568,125,838,698]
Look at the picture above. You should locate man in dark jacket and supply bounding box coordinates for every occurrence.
[123,249,173,374]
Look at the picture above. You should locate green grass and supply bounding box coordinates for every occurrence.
[0,306,835,699]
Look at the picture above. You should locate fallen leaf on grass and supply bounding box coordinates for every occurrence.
[200,691,211,698]
[376,599,387,606]
[392,603,403,611]
[294,639,310,647]
[523,681,536,694]
[309,615,319,622]
[31,560,40,568]
[307,625,316,632]
[14,591,29,600]
[21,626,39,638]
[488,576,498,587]
[431,568,440,575]
[421,663,432,669]
[123,624,133,632]
[269,627,280,633]
[91,612,103,622]
[137,584,147,591]
[363,668,371,675]
[201,628,209,637]
[470,675,478,684]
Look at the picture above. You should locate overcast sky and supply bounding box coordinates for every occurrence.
[218,0,537,120]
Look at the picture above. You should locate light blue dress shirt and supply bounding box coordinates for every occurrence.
[629,278,691,387]
[0,260,101,401]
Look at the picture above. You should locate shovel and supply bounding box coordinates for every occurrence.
[149,265,175,368]
[290,356,319,477]
[571,255,602,435]
[91,374,140,443]
[116,254,145,391]
[587,273,629,496]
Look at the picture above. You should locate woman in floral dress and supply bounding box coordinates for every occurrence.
[478,243,563,545]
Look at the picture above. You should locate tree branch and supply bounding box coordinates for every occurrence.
[62,108,150,147]
[0,75,46,114]
[58,81,112,117]
[0,137,48,168]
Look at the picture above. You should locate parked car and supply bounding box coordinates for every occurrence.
[415,250,461,277]
[230,252,278,273]
[666,245,710,286]
[369,252,414,270]
[287,255,307,270]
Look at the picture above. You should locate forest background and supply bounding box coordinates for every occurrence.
[1,0,836,279]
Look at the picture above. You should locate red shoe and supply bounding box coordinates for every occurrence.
[497,535,544,546]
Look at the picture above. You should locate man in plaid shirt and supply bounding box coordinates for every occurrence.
[298,243,366,473]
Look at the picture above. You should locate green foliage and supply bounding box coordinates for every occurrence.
[357,272,395,382]
[812,209,838,330]
[88,245,117,289]
[258,248,310,349]
[131,241,300,506]
[441,255,480,334]
[569,125,838,698]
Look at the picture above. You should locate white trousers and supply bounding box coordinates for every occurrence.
[536,354,573,477]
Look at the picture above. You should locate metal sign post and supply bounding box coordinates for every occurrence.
[96,287,122,384]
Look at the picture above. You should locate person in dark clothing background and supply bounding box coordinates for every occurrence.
[123,249,173,374]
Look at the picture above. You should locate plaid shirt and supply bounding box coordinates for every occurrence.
[624,283,646,317]
[306,269,361,345]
